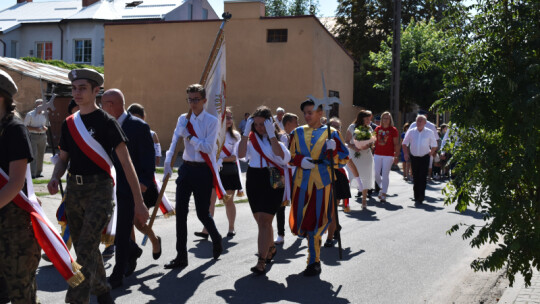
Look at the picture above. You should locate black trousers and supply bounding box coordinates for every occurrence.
[410,154,430,202]
[275,206,286,236]
[175,162,221,259]
[111,193,140,281]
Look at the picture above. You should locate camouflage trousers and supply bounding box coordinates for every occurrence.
[64,175,114,304]
[0,204,40,304]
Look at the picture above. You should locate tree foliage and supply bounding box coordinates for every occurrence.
[369,18,455,112]
[265,0,319,16]
[434,0,540,286]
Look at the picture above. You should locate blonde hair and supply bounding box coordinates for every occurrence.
[380,111,394,127]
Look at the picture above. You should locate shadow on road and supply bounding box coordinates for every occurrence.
[344,208,379,221]
[189,236,238,259]
[36,264,67,292]
[407,203,444,212]
[320,247,365,266]
[448,209,486,220]
[216,272,350,303]
[274,237,307,265]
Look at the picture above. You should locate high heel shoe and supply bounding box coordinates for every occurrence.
[153,236,162,260]
[250,257,266,275]
[266,245,277,263]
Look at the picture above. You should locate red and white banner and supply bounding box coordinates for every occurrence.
[154,173,175,217]
[66,112,117,245]
[0,166,84,287]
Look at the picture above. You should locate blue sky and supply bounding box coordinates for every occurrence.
[0,0,340,17]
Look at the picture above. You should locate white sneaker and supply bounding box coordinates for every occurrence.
[274,235,284,245]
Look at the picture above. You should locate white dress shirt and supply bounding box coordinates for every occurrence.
[219,131,240,159]
[117,111,128,126]
[402,127,437,157]
[24,109,48,134]
[273,115,285,131]
[165,109,218,163]
[409,120,440,140]
[245,135,291,168]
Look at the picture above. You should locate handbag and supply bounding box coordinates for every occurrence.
[268,167,285,189]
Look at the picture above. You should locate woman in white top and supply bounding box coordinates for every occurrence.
[345,110,375,209]
[195,108,240,239]
[238,106,291,275]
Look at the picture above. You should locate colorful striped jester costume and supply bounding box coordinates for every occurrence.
[288,124,349,266]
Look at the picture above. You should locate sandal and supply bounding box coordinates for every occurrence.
[266,246,277,263]
[362,198,367,210]
[250,257,266,275]
[379,194,387,202]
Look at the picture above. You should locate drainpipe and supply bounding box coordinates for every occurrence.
[0,39,6,57]
[57,21,64,60]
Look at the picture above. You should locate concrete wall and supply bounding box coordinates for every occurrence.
[104,4,354,148]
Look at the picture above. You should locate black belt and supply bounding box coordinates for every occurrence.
[184,161,207,167]
[68,172,109,185]
[309,159,325,164]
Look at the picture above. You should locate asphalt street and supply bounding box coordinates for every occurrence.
[32,155,495,304]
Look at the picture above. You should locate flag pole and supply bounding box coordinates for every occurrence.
[143,12,232,245]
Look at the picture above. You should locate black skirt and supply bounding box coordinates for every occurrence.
[246,167,284,215]
[334,169,351,200]
[219,162,242,190]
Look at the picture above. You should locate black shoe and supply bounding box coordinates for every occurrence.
[227,231,236,238]
[194,232,209,240]
[213,237,223,260]
[107,277,123,290]
[164,257,188,269]
[124,246,143,277]
[102,245,115,259]
[97,291,115,304]
[250,257,266,275]
[153,237,162,260]
[323,239,335,248]
[303,262,322,276]
[414,200,423,207]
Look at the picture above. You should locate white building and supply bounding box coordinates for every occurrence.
[0,0,218,66]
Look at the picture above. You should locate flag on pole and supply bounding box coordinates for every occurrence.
[204,36,227,157]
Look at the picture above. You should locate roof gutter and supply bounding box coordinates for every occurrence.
[57,20,64,60]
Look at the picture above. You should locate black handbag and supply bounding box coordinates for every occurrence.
[268,167,285,189]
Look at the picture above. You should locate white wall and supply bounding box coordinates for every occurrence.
[1,24,62,59]
[63,20,105,66]
[164,0,219,21]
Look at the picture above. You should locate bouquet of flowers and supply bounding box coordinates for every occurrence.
[353,125,376,157]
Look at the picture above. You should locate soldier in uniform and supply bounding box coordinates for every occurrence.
[0,70,41,303]
[47,69,149,304]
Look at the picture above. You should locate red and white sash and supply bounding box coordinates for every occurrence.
[66,112,117,245]
[249,132,291,204]
[154,173,175,217]
[186,121,227,200]
[0,166,84,287]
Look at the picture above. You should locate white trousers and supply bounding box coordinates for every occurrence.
[373,155,394,194]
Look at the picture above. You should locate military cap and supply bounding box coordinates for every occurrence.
[68,68,104,86]
[0,69,18,97]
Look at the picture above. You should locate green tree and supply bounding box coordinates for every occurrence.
[265,0,319,17]
[434,0,540,286]
[369,18,452,113]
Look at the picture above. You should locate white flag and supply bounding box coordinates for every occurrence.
[205,37,227,158]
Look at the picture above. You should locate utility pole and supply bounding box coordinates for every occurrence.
[390,0,401,127]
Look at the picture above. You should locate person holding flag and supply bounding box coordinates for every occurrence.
[288,99,349,276]
[163,84,224,270]
[47,68,149,304]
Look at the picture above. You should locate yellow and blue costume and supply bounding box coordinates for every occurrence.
[289,125,349,265]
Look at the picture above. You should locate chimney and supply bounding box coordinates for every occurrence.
[17,0,33,3]
[224,0,265,19]
[82,0,100,7]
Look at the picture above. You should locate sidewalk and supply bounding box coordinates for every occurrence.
[500,271,540,304]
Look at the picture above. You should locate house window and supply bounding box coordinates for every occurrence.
[267,29,288,43]
[10,41,18,58]
[36,42,52,60]
[202,8,208,20]
[329,90,340,118]
[74,39,92,64]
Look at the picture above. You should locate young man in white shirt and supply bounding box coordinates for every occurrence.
[402,115,438,206]
[163,84,223,269]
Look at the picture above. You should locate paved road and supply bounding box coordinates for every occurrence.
[32,154,494,303]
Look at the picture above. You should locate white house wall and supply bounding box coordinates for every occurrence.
[63,21,105,66]
[3,24,61,59]
[164,0,219,21]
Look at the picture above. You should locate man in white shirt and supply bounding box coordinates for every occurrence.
[273,107,285,131]
[24,99,48,178]
[402,115,438,206]
[408,113,440,179]
[163,84,223,269]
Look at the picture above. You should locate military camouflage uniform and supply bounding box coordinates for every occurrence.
[0,204,41,304]
[64,175,113,304]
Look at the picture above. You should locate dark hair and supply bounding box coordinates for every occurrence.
[250,106,280,138]
[403,122,410,132]
[67,99,77,114]
[186,84,206,99]
[127,103,145,118]
[300,99,323,112]
[0,90,15,128]
[282,113,298,127]
[353,110,372,127]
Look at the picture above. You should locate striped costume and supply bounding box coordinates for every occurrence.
[288,125,349,265]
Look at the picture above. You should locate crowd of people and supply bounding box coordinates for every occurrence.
[0,68,450,304]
